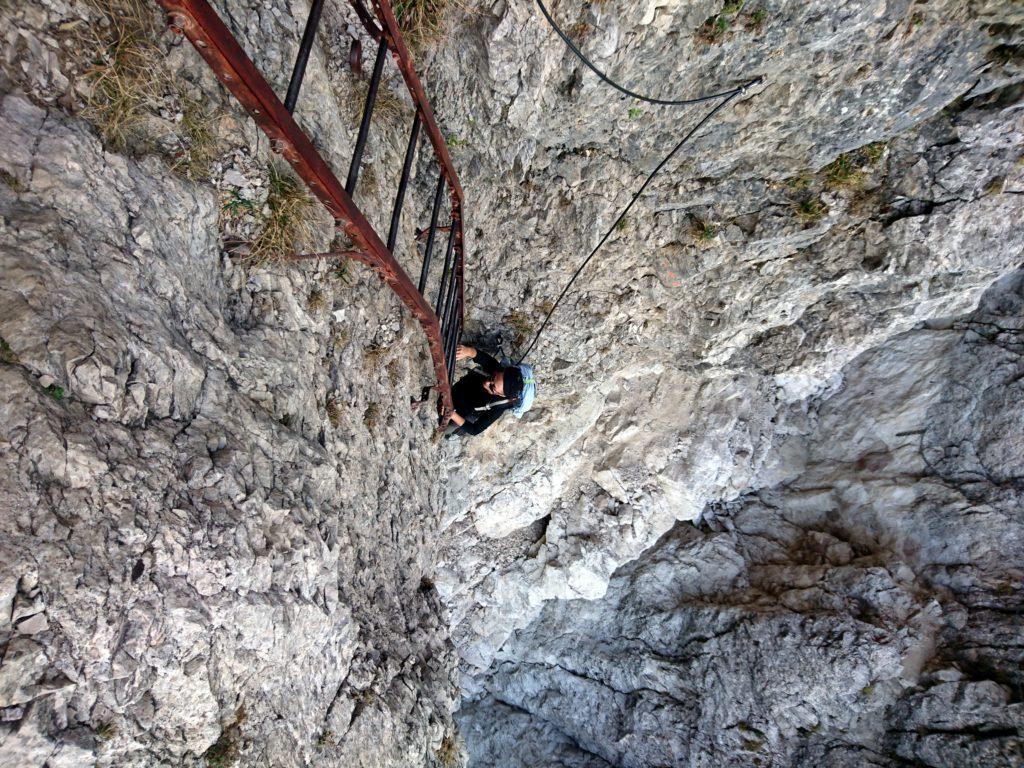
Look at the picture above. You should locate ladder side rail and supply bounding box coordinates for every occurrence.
[155,0,455,420]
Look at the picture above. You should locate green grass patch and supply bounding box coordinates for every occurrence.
[204,708,245,768]
[689,216,718,242]
[860,141,887,164]
[248,163,317,264]
[333,262,351,284]
[697,0,748,43]
[823,153,864,190]
[222,189,255,216]
[794,196,828,223]
[316,729,335,748]
[0,338,18,364]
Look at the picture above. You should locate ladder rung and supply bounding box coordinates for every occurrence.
[283,0,326,114]
[434,222,457,317]
[418,172,445,294]
[441,263,459,345]
[346,36,389,195]
[387,113,422,253]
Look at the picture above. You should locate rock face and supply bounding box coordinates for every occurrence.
[0,2,459,766]
[0,88,458,768]
[0,0,1022,767]
[459,271,1024,767]
[432,0,1024,682]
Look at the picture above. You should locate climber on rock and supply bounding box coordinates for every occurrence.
[447,344,535,436]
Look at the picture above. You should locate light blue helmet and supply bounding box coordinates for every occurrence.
[510,363,536,418]
[499,359,536,418]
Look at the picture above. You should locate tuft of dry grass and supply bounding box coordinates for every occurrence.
[353,77,407,127]
[308,288,327,312]
[172,98,219,181]
[823,153,864,190]
[363,343,391,370]
[78,0,163,151]
[794,195,828,224]
[435,731,463,767]
[76,0,220,178]
[848,186,881,218]
[568,20,593,41]
[0,169,25,192]
[504,309,534,346]
[358,162,379,197]
[363,402,380,429]
[783,172,812,191]
[326,399,343,428]
[386,358,401,386]
[393,0,469,52]
[331,325,350,348]
[861,141,887,164]
[248,163,318,264]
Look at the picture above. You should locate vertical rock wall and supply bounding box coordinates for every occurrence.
[0,0,1022,766]
[459,271,1024,767]
[426,0,1024,687]
[1,1,461,766]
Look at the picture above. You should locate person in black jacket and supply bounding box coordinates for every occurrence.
[449,344,525,436]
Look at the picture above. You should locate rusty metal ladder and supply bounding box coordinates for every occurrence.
[155,0,465,421]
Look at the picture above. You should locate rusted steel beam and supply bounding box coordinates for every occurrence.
[368,0,465,205]
[348,0,384,41]
[156,0,455,420]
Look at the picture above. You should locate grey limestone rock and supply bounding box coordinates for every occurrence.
[1,0,1023,766]
[459,271,1024,767]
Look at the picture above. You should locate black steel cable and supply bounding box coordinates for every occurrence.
[517,1,763,362]
[535,0,750,106]
[517,89,749,362]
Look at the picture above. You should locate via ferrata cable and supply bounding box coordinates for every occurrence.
[517,0,762,363]
[534,0,752,106]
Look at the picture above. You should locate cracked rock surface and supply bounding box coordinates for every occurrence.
[0,1,459,761]
[458,272,1024,767]
[1,0,1023,767]
[431,0,1024,689]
